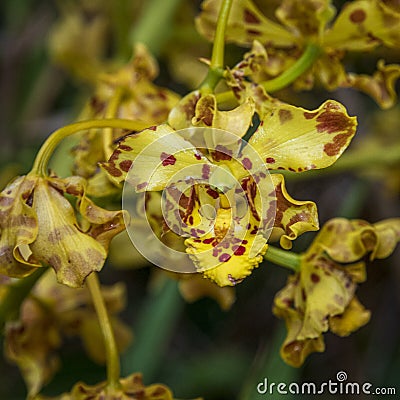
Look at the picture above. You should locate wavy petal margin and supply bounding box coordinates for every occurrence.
[249,100,357,172]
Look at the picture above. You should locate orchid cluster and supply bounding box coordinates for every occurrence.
[0,0,399,399]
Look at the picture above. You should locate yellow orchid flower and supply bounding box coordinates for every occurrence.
[4,270,132,398]
[102,94,356,286]
[72,43,180,197]
[273,217,400,367]
[44,373,175,400]
[197,0,400,108]
[0,173,125,287]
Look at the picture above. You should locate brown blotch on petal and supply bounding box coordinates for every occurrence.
[316,111,352,134]
[0,196,14,207]
[119,144,133,151]
[246,29,261,36]
[47,226,74,244]
[244,9,261,24]
[311,273,320,283]
[304,111,318,120]
[102,163,123,178]
[350,9,367,23]
[48,254,62,271]
[323,133,350,156]
[119,160,133,172]
[279,109,293,124]
[86,248,104,266]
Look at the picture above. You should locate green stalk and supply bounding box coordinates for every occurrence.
[200,0,233,92]
[86,273,121,390]
[262,43,320,92]
[30,118,150,177]
[264,246,300,272]
[0,268,47,331]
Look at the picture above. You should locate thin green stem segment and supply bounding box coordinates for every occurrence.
[0,268,47,331]
[262,43,320,92]
[210,0,233,70]
[200,0,233,92]
[264,245,300,272]
[30,118,150,177]
[86,273,121,390]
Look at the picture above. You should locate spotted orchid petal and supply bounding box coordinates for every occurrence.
[196,0,295,48]
[5,299,61,398]
[273,276,325,367]
[324,0,400,50]
[268,174,319,249]
[345,61,400,109]
[248,100,357,172]
[29,179,107,287]
[273,253,365,367]
[295,254,357,340]
[193,94,255,137]
[185,196,268,287]
[310,217,400,263]
[62,373,174,400]
[275,0,336,40]
[0,176,39,277]
[168,91,202,130]
[329,296,371,337]
[102,124,211,191]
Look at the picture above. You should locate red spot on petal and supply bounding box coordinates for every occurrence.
[244,9,260,24]
[303,111,318,120]
[311,273,320,283]
[119,160,132,172]
[233,245,246,256]
[203,238,215,244]
[206,188,219,199]
[137,182,148,190]
[119,144,133,151]
[202,164,211,179]
[149,126,157,131]
[266,157,275,164]
[350,9,366,23]
[195,152,202,160]
[160,152,177,166]
[242,157,253,170]
[219,253,231,263]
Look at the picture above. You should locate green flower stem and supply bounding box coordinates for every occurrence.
[215,42,320,104]
[210,0,233,70]
[262,43,320,92]
[264,245,300,273]
[0,268,47,331]
[200,0,233,92]
[130,0,183,56]
[30,118,150,177]
[86,273,121,390]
